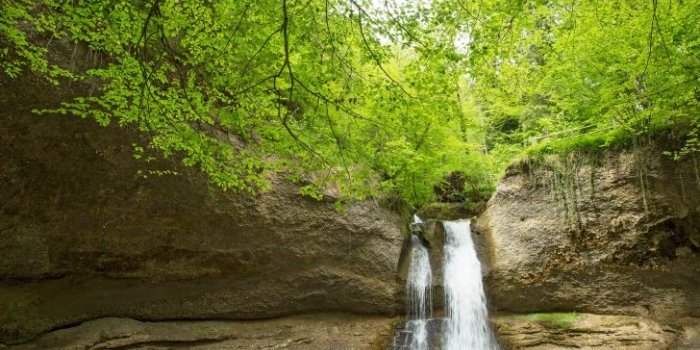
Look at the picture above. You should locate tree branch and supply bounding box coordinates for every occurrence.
[350,0,414,98]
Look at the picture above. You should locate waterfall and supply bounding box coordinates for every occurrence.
[394,217,497,350]
[413,214,424,224]
[407,234,432,320]
[405,232,432,350]
[443,219,499,350]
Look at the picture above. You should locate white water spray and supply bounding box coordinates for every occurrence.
[443,219,499,350]
[407,235,432,320]
[404,215,432,350]
[413,214,424,224]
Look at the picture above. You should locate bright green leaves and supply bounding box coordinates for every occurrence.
[435,0,700,164]
[0,0,73,82]
[3,0,545,206]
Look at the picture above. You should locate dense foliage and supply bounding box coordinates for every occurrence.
[1,0,699,207]
[443,0,700,156]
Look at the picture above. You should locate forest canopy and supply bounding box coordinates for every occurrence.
[1,0,699,207]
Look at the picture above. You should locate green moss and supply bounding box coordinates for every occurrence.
[417,202,470,220]
[524,119,691,159]
[520,312,579,329]
[525,128,633,157]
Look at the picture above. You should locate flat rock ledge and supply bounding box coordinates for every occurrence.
[2,313,396,350]
[494,313,700,350]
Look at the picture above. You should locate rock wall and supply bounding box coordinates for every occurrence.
[494,313,678,350]
[477,149,700,349]
[6,70,700,350]
[0,74,403,347]
[6,314,396,350]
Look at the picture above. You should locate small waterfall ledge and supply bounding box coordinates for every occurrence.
[393,218,499,350]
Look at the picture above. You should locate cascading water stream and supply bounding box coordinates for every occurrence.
[405,237,432,350]
[404,215,432,350]
[443,219,499,350]
[394,216,498,350]
[407,234,432,319]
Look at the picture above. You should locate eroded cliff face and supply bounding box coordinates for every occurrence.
[493,313,687,350]
[6,314,397,350]
[477,150,700,349]
[0,75,403,348]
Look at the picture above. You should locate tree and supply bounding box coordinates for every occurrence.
[1,0,496,207]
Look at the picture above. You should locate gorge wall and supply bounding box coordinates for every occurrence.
[0,74,403,349]
[477,150,700,349]
[3,72,700,350]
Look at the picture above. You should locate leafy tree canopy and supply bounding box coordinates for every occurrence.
[1,0,698,207]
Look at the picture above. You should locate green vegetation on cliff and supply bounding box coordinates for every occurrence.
[520,312,579,329]
[1,0,699,206]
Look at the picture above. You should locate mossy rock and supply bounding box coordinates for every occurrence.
[417,202,482,220]
[518,312,579,329]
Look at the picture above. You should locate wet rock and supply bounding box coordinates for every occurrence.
[417,202,474,221]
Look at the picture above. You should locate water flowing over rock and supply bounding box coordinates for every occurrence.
[393,214,433,350]
[394,218,499,350]
[405,234,433,350]
[407,236,432,320]
[443,220,499,350]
